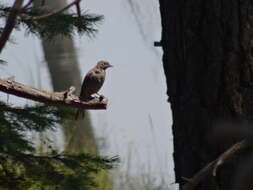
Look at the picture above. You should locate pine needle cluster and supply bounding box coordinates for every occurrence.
[0,4,103,38]
[0,102,118,190]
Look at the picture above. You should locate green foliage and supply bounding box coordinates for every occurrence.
[0,59,7,64]
[0,152,118,190]
[0,5,103,38]
[0,102,118,190]
[0,102,72,153]
[21,9,103,38]
[1,101,71,132]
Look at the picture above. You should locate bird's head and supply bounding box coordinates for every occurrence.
[96,61,113,70]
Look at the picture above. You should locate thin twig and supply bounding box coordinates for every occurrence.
[22,0,82,21]
[0,78,107,110]
[75,0,81,17]
[0,0,24,53]
[23,0,34,9]
[182,140,249,190]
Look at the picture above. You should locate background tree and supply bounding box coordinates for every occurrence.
[159,0,253,190]
[33,0,113,189]
[33,0,98,158]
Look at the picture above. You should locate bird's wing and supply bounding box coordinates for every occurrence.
[84,69,105,84]
[80,69,105,99]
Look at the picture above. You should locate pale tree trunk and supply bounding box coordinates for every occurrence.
[33,2,113,189]
[34,0,97,154]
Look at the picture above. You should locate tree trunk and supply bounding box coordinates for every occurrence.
[159,0,253,189]
[34,0,97,154]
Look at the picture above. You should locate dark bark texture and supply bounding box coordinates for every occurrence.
[159,0,253,189]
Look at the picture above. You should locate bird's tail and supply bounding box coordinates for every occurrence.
[75,109,85,120]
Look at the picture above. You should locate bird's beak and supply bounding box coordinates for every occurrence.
[108,64,113,68]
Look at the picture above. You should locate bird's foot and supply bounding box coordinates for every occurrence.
[93,93,105,101]
[99,95,105,101]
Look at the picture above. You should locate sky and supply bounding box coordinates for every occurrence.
[0,0,175,189]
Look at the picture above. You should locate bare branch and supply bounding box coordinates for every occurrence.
[22,0,82,22]
[0,0,24,53]
[182,140,249,190]
[0,78,107,110]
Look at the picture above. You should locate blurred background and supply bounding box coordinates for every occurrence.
[0,0,175,189]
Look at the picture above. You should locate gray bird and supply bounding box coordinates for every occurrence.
[75,61,113,119]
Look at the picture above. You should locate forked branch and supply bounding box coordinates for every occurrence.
[182,140,250,190]
[0,78,107,110]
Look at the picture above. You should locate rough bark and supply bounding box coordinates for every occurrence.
[159,0,253,189]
